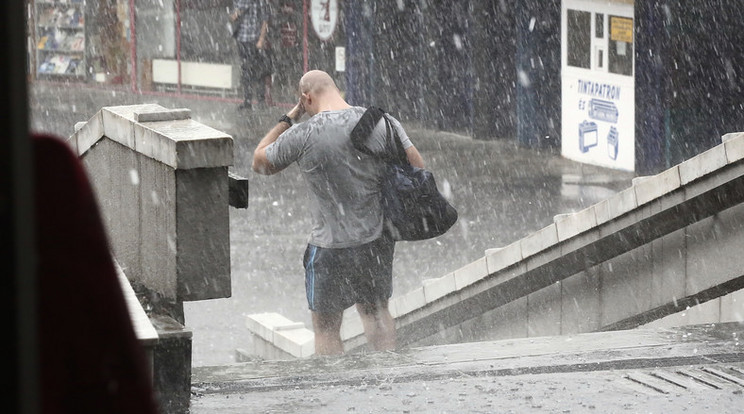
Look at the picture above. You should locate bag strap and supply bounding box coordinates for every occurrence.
[350,106,384,156]
[384,116,409,165]
[350,106,408,165]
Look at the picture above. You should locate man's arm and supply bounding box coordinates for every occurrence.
[405,146,425,169]
[256,1,269,48]
[257,20,268,48]
[251,123,289,175]
[252,100,305,175]
[230,0,245,22]
[387,115,424,168]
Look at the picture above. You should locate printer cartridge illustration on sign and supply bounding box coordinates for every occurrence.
[576,87,622,161]
[588,99,618,123]
[578,120,598,153]
[607,126,619,160]
[578,97,620,159]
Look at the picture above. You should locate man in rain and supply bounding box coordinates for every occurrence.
[252,70,424,355]
[230,0,269,110]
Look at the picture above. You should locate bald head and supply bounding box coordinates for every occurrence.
[299,70,338,95]
[298,70,349,116]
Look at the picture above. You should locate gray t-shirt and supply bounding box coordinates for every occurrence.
[266,106,413,248]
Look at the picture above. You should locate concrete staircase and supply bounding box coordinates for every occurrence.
[243,131,744,359]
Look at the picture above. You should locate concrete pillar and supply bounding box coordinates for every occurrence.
[71,104,233,304]
[344,0,375,106]
[515,0,561,148]
[472,0,517,141]
[70,104,235,413]
[634,1,667,175]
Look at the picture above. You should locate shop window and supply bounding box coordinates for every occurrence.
[609,15,633,76]
[567,9,591,69]
[595,13,604,38]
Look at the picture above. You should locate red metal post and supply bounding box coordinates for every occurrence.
[130,0,137,92]
[303,0,308,73]
[176,0,182,93]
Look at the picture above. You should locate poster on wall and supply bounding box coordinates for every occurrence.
[562,75,635,171]
[310,0,338,41]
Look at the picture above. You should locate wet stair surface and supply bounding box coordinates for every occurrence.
[190,323,744,413]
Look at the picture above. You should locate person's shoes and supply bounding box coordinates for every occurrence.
[237,101,252,110]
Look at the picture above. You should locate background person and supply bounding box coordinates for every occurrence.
[230,0,269,110]
[251,70,424,355]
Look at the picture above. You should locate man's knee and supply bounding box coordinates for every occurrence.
[312,311,343,333]
[357,300,389,316]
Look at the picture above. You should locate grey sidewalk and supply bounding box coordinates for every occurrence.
[190,323,744,413]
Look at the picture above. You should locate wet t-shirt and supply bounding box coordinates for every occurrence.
[266,106,413,248]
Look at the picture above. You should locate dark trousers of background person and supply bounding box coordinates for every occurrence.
[237,41,267,107]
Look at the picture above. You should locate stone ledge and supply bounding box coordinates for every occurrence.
[391,288,426,318]
[485,243,521,276]
[594,197,611,225]
[71,104,233,170]
[723,132,744,164]
[633,166,681,206]
[340,309,364,340]
[607,186,637,220]
[246,313,297,343]
[423,273,456,303]
[228,172,250,209]
[520,223,558,259]
[554,205,597,242]
[679,144,727,185]
[114,260,159,346]
[150,314,192,342]
[273,328,315,358]
[455,256,488,290]
[69,110,104,157]
[134,108,191,123]
[245,313,315,358]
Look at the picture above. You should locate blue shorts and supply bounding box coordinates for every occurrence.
[303,235,395,313]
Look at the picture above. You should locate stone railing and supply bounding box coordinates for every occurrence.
[69,104,246,413]
[245,132,744,359]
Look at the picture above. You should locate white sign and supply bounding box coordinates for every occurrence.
[311,0,338,41]
[561,1,635,171]
[562,74,635,171]
[335,47,345,72]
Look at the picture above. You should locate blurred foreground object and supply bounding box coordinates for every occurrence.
[33,133,159,414]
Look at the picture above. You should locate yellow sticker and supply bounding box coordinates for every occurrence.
[610,16,633,43]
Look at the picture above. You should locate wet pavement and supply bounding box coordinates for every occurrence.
[189,323,744,413]
[29,81,635,367]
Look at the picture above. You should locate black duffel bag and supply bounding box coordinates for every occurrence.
[351,107,458,241]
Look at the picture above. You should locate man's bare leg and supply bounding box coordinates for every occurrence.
[312,311,344,355]
[356,300,396,351]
